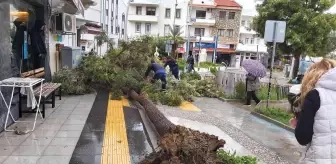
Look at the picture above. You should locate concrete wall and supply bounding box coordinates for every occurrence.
[0,3,19,132]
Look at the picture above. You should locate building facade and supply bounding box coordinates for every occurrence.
[187,0,242,65]
[235,7,268,68]
[126,0,188,38]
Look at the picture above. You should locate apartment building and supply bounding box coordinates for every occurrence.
[127,0,188,39]
[234,0,268,68]
[188,0,242,65]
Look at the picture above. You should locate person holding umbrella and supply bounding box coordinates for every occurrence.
[242,59,266,106]
[244,73,261,106]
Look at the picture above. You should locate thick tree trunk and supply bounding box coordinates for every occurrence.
[292,54,301,79]
[127,90,176,136]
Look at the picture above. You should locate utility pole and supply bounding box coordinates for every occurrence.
[172,0,178,58]
[186,2,191,59]
[198,36,201,67]
[213,29,219,63]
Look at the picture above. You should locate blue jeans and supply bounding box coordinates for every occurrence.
[153,73,167,89]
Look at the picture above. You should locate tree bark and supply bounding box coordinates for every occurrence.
[292,54,301,79]
[127,90,176,136]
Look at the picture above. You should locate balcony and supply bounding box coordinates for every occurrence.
[190,17,216,26]
[188,36,215,42]
[128,15,159,22]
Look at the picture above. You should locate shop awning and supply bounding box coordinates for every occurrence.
[80,24,102,34]
[236,43,268,54]
[176,47,185,53]
[193,48,235,53]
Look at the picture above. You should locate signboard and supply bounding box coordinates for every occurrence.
[217,44,230,49]
[165,44,172,53]
[264,20,286,43]
[195,42,215,49]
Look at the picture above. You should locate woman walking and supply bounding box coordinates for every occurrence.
[244,73,261,106]
[290,59,336,164]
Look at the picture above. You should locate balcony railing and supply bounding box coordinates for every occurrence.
[128,15,159,22]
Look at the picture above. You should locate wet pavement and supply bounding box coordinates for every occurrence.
[157,97,302,164]
[70,91,153,164]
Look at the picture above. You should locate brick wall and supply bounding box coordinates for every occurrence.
[211,9,241,44]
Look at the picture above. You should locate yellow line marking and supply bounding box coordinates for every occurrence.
[122,96,129,107]
[180,101,201,112]
[101,94,130,164]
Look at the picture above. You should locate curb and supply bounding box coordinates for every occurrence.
[251,111,294,133]
[218,98,287,103]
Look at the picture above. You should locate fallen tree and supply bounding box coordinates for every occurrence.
[125,89,226,164]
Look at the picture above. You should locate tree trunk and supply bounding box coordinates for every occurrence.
[127,90,176,136]
[292,54,300,79]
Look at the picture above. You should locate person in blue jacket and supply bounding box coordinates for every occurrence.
[164,56,179,80]
[145,60,167,90]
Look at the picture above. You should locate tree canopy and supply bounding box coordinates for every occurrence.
[252,0,336,57]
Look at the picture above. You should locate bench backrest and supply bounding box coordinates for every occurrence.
[21,67,45,78]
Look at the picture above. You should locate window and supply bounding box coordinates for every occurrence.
[164,25,170,36]
[196,10,206,19]
[146,7,156,16]
[136,23,141,33]
[165,8,171,18]
[194,28,205,36]
[226,29,233,37]
[250,38,254,44]
[218,29,225,36]
[106,25,108,32]
[136,6,142,15]
[122,13,125,21]
[145,23,151,34]
[106,9,109,16]
[228,12,235,19]
[241,20,245,26]
[122,28,125,35]
[111,25,113,33]
[176,9,181,19]
[174,25,180,32]
[219,11,226,19]
[245,38,249,44]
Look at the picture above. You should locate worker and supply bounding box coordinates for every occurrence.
[145,60,167,90]
[164,56,179,80]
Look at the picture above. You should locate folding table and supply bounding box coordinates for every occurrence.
[0,77,44,132]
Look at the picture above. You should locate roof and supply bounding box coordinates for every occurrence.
[215,0,241,8]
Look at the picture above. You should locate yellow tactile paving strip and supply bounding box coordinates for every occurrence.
[101,95,131,164]
[180,101,201,112]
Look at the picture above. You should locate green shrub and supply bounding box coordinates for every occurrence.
[180,72,202,81]
[177,59,187,71]
[159,90,183,106]
[210,67,219,75]
[111,89,123,100]
[255,107,293,126]
[52,68,92,95]
[217,149,257,164]
[199,62,220,68]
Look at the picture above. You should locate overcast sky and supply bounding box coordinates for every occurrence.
[235,0,336,16]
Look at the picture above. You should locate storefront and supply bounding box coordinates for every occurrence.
[0,0,49,131]
[193,42,235,65]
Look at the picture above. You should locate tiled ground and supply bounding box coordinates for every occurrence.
[0,93,96,164]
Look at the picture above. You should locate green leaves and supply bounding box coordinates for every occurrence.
[253,0,336,57]
[217,150,257,164]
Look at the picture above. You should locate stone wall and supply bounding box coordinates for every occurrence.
[211,9,241,44]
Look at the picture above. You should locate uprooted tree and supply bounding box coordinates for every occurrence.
[53,36,257,163]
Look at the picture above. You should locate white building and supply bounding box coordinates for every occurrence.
[235,0,268,67]
[48,0,128,75]
[126,0,189,54]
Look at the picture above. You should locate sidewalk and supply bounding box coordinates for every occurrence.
[157,98,302,164]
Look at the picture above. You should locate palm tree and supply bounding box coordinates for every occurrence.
[168,25,185,58]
